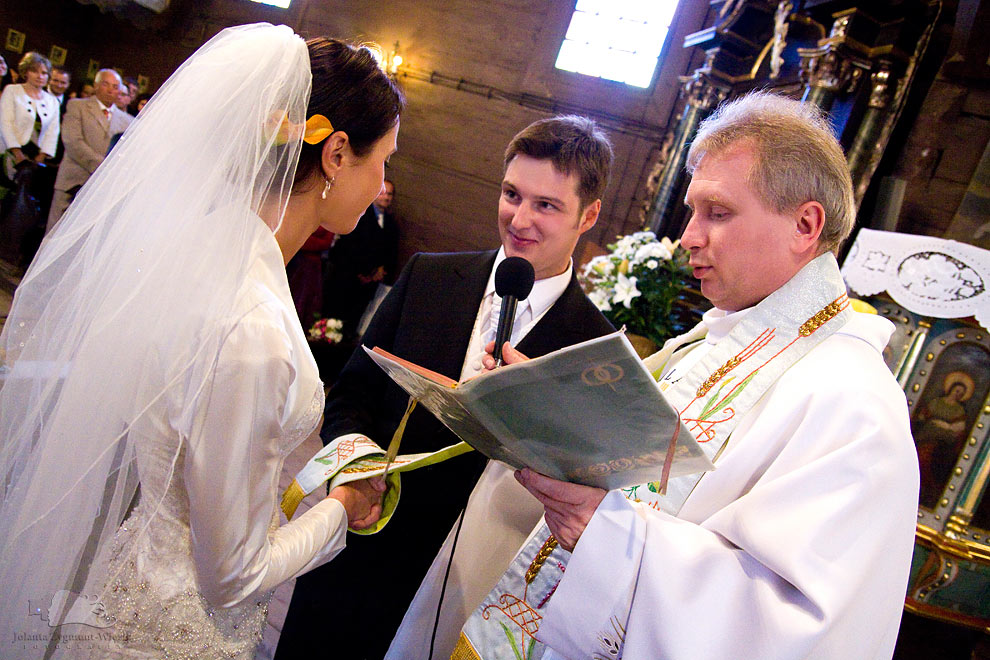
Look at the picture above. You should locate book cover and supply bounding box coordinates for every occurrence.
[365,331,713,490]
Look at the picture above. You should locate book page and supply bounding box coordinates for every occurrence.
[458,332,711,489]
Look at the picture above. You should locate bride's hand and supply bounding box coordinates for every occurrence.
[327,477,387,529]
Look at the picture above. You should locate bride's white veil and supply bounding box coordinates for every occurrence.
[0,23,310,644]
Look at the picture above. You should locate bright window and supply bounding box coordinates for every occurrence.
[555,0,679,88]
[249,0,290,7]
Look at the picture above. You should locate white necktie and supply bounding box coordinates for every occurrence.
[485,292,529,346]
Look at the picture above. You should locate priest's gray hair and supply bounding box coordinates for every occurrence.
[686,92,855,256]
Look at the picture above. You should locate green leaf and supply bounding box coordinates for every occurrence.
[500,622,525,660]
[312,449,337,465]
[710,370,758,417]
[698,376,735,420]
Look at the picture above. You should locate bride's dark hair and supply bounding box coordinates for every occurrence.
[294,38,405,189]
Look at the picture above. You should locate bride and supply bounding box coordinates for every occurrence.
[0,24,403,659]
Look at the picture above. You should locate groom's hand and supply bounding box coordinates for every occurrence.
[481,340,529,371]
[327,477,387,529]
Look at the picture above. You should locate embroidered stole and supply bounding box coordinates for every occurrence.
[453,254,852,660]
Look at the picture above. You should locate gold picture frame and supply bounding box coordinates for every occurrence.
[86,59,100,80]
[49,45,67,67]
[137,74,149,93]
[5,29,26,55]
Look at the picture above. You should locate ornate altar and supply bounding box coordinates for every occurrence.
[843,229,990,632]
[642,0,943,240]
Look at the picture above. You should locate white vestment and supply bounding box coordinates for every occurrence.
[536,310,918,660]
[395,302,918,659]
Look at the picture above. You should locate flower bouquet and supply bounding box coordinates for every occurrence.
[308,317,344,344]
[580,231,692,349]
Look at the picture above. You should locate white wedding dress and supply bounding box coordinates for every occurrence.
[90,221,348,659]
[0,25,354,660]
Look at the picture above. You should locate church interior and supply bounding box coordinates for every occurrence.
[1,0,989,658]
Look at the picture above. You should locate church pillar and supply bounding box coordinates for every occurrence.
[797,13,870,113]
[644,71,727,234]
[847,60,897,202]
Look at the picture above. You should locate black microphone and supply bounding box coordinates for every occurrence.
[493,256,535,366]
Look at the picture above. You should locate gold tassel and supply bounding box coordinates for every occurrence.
[280,479,306,520]
[451,632,483,660]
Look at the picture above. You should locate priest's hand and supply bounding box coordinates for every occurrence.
[482,340,529,371]
[327,477,387,530]
[515,468,606,552]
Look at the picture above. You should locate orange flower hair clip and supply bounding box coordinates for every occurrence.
[301,114,334,144]
[272,112,335,146]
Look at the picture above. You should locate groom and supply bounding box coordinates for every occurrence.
[276,115,616,659]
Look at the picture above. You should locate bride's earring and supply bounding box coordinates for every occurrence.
[321,176,335,200]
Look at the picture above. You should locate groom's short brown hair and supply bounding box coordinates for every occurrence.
[504,115,613,210]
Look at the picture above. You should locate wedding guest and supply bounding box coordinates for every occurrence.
[47,65,71,116]
[0,55,11,90]
[287,225,335,328]
[0,51,60,175]
[322,177,400,338]
[115,76,133,111]
[46,68,133,231]
[0,52,60,265]
[44,66,71,167]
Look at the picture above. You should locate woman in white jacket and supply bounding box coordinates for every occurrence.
[0,51,59,178]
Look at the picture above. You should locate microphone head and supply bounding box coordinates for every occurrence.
[495,257,535,300]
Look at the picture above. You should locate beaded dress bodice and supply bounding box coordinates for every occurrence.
[96,378,324,660]
[84,228,329,660]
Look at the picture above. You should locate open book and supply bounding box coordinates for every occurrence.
[364,330,713,491]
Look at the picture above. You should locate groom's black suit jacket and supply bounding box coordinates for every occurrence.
[277,250,614,660]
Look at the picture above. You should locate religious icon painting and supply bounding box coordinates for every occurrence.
[903,319,990,632]
[904,321,990,517]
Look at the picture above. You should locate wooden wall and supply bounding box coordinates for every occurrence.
[4,0,987,268]
[2,0,709,270]
[296,0,712,267]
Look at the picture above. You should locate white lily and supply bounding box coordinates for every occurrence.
[612,273,641,308]
[589,255,615,276]
[588,287,613,312]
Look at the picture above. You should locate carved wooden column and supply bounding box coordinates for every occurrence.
[846,60,897,202]
[797,12,870,112]
[644,72,728,234]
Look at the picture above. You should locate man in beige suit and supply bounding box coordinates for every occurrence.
[47,69,133,231]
